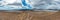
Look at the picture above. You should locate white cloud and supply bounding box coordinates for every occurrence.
[4,0,16,4]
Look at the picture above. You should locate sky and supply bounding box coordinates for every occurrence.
[0,0,32,10]
[0,0,60,10]
[30,0,60,10]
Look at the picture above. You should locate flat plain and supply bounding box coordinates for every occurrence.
[0,11,60,20]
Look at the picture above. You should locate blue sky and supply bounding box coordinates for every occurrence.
[0,0,60,10]
[0,0,32,10]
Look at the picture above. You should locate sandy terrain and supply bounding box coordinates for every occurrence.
[0,11,60,20]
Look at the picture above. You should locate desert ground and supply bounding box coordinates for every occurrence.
[0,10,60,20]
